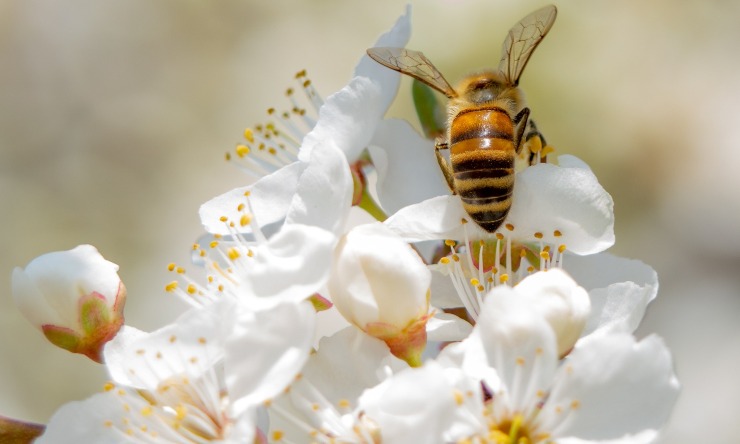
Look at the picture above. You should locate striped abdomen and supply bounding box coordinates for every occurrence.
[449,107,515,233]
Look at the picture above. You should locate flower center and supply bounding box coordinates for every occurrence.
[225,70,323,178]
[436,223,568,321]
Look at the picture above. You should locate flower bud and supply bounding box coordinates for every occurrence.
[12,245,126,362]
[515,268,590,357]
[328,223,430,366]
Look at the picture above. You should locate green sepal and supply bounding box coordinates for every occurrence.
[307,293,333,312]
[42,325,82,354]
[412,79,446,139]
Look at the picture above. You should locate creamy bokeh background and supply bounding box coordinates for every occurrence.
[1,1,738,442]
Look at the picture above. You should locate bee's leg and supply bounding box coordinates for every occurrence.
[523,118,553,165]
[435,140,455,193]
[512,107,530,155]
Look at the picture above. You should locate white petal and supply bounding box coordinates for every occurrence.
[353,5,411,115]
[384,195,482,241]
[426,311,473,342]
[199,161,305,235]
[370,118,448,214]
[101,325,146,385]
[293,327,406,408]
[236,224,336,305]
[557,154,592,170]
[541,334,679,441]
[36,392,135,444]
[226,301,316,416]
[506,161,615,254]
[565,253,658,336]
[429,267,465,309]
[286,141,353,235]
[299,77,385,163]
[358,362,469,444]
[473,286,558,414]
[105,304,226,390]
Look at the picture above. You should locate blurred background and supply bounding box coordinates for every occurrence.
[1,0,738,442]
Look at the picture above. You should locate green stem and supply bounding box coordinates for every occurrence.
[358,187,388,222]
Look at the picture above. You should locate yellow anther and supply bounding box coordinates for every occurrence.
[175,405,187,420]
[558,244,567,253]
[272,430,285,441]
[219,216,228,222]
[243,190,251,197]
[505,223,515,231]
[295,69,307,78]
[496,232,505,240]
[267,107,275,115]
[243,128,255,143]
[240,214,251,227]
[268,147,277,155]
[209,241,219,249]
[225,152,231,161]
[444,239,456,247]
[227,248,240,260]
[338,399,351,409]
[167,263,176,271]
[214,234,223,239]
[302,79,311,88]
[499,274,509,284]
[452,254,460,262]
[186,284,197,295]
[516,357,525,366]
[237,203,245,212]
[543,245,551,252]
[527,265,535,273]
[165,281,178,292]
[553,229,562,237]
[470,278,480,287]
[176,267,185,274]
[285,87,294,96]
[477,284,485,292]
[453,390,465,406]
[235,144,249,158]
[439,257,450,265]
[540,251,551,260]
[534,231,543,239]
[140,406,153,417]
[570,400,581,410]
[461,218,468,224]
[103,382,115,392]
[520,248,527,257]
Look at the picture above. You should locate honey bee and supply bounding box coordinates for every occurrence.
[367,5,557,233]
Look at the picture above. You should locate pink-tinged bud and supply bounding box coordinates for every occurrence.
[12,245,126,363]
[329,223,431,366]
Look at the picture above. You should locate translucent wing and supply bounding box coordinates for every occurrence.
[367,47,457,98]
[498,5,557,86]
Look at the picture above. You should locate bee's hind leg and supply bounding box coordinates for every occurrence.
[522,118,554,165]
[435,140,455,193]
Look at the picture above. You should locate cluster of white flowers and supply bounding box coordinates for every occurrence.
[6,6,679,444]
